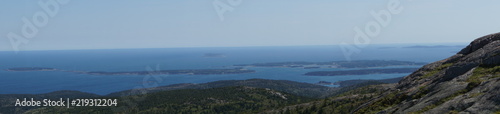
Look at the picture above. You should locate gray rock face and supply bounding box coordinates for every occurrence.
[458,32,500,55]
[356,32,500,113]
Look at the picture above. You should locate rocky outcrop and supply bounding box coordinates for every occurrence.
[458,33,500,55]
[354,32,500,114]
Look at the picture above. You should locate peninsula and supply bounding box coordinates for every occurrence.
[304,68,418,76]
[234,60,426,68]
[84,68,255,75]
[6,67,57,71]
[6,67,255,76]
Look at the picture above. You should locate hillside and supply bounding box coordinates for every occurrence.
[263,83,395,114]
[351,32,500,113]
[0,90,100,114]
[2,78,389,114]
[107,79,339,98]
[26,86,312,113]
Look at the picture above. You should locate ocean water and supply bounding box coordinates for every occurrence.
[0,44,465,95]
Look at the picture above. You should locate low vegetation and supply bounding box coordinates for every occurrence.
[414,65,500,113]
[421,63,453,79]
[28,86,312,113]
[412,85,429,99]
[266,84,393,114]
[354,91,409,114]
[470,65,500,81]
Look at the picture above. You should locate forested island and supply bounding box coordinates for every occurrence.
[5,67,255,75]
[304,68,418,76]
[234,60,426,68]
[84,68,255,75]
[5,67,57,71]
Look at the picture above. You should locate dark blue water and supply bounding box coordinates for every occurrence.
[0,44,465,95]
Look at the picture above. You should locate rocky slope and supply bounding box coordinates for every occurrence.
[354,32,500,113]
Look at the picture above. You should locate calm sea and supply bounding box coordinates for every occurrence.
[0,44,465,95]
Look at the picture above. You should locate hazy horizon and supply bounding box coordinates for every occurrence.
[1,0,499,51]
[0,42,470,52]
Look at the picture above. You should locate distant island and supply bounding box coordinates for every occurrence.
[6,67,255,75]
[377,45,466,49]
[6,67,57,71]
[305,68,418,76]
[377,46,398,49]
[6,60,423,76]
[235,60,426,68]
[203,53,226,58]
[85,68,255,75]
[315,77,404,86]
[403,45,465,48]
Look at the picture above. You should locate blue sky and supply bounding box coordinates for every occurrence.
[1,0,500,51]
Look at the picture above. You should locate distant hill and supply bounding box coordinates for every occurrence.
[0,78,387,113]
[108,78,338,98]
[403,45,465,48]
[26,86,313,113]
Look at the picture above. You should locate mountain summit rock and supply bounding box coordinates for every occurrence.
[355,32,500,113]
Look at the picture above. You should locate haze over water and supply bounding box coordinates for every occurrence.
[0,44,464,95]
